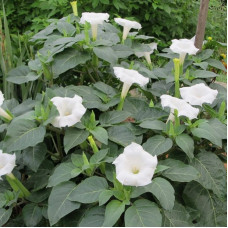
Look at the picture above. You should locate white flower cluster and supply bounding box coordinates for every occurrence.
[161,83,218,120]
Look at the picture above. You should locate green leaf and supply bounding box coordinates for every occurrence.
[48,162,81,187]
[191,151,226,197]
[175,134,194,159]
[183,181,226,227]
[93,82,117,97]
[139,120,166,131]
[4,119,46,152]
[160,159,199,182]
[22,203,43,227]
[142,135,173,156]
[57,21,76,36]
[99,190,113,206]
[48,181,80,226]
[26,189,51,203]
[103,200,125,227]
[112,44,133,58]
[192,70,217,78]
[99,111,130,126]
[191,121,223,147]
[90,149,109,164]
[90,127,108,145]
[195,49,214,61]
[23,143,47,172]
[206,58,227,71]
[7,66,39,84]
[0,208,12,226]
[64,128,89,153]
[107,125,135,146]
[69,176,108,203]
[208,118,227,139]
[93,47,118,64]
[125,199,162,227]
[52,49,90,77]
[79,206,105,227]
[131,177,174,210]
[163,201,193,227]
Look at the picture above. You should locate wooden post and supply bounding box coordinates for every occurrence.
[194,0,210,51]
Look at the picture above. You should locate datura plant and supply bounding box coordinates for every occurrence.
[0,5,227,227]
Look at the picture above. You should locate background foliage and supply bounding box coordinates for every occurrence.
[0,0,227,42]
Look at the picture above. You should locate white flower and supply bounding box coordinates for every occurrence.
[170,38,199,64]
[0,150,16,180]
[180,83,218,106]
[113,67,149,98]
[113,142,157,187]
[160,95,199,120]
[114,18,141,41]
[135,42,157,65]
[80,12,109,40]
[0,91,12,120]
[51,95,86,128]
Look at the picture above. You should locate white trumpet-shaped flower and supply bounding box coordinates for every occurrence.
[0,150,16,180]
[80,12,109,40]
[180,83,218,106]
[113,142,157,187]
[0,91,12,120]
[135,42,157,65]
[51,95,86,128]
[170,38,199,64]
[113,67,149,98]
[114,18,141,41]
[161,95,199,120]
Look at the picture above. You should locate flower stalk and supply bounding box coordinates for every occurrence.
[88,135,99,153]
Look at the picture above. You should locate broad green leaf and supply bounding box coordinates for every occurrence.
[0,194,6,208]
[64,128,89,153]
[99,190,113,206]
[57,21,76,36]
[175,134,194,159]
[90,149,109,164]
[112,44,133,58]
[206,58,227,71]
[26,189,51,203]
[183,181,226,227]
[163,201,193,227]
[208,118,227,139]
[135,107,168,122]
[7,66,39,84]
[22,203,42,227]
[103,200,125,227]
[69,176,108,203]
[108,125,135,146]
[93,47,118,64]
[0,208,12,226]
[93,82,117,97]
[52,49,90,77]
[48,162,81,187]
[191,121,223,147]
[48,181,80,226]
[195,49,213,61]
[99,111,130,126]
[125,199,162,227]
[160,159,199,182]
[142,135,173,156]
[139,120,166,131]
[4,119,46,152]
[131,177,174,210]
[90,127,108,145]
[79,206,105,227]
[192,70,217,78]
[23,143,47,172]
[191,151,226,197]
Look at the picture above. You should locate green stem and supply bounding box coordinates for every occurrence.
[6,173,30,198]
[117,97,125,111]
[173,58,180,98]
[56,133,63,159]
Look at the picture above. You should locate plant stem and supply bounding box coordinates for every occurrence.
[117,97,125,111]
